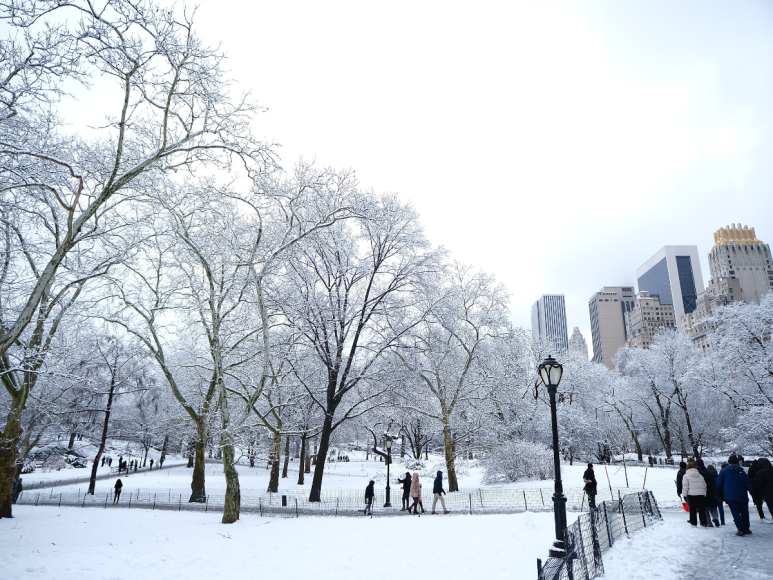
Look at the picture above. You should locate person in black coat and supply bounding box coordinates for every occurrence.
[747,459,766,521]
[752,457,773,521]
[397,472,412,511]
[363,480,375,515]
[676,461,687,498]
[432,470,449,514]
[583,463,597,509]
[11,477,23,504]
[113,479,123,504]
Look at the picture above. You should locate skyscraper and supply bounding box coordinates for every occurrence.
[624,291,677,349]
[708,224,772,304]
[568,327,588,359]
[636,246,704,325]
[588,286,636,369]
[531,294,568,351]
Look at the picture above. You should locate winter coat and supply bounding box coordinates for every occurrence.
[365,482,375,501]
[710,469,725,502]
[410,473,421,499]
[716,465,754,503]
[681,467,707,497]
[748,461,760,487]
[114,479,123,491]
[398,474,412,493]
[753,458,773,502]
[583,468,597,494]
[676,467,686,496]
[433,471,445,495]
[11,480,22,500]
[698,466,718,506]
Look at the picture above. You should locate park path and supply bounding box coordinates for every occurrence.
[677,514,773,580]
[23,460,194,491]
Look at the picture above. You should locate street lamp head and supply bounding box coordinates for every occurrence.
[385,436,393,449]
[538,355,563,390]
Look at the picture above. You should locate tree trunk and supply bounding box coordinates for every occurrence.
[282,435,290,478]
[221,433,240,524]
[309,414,334,502]
[189,423,207,503]
[0,399,24,518]
[441,421,459,493]
[88,373,117,495]
[160,434,168,466]
[68,432,76,450]
[297,434,306,485]
[304,437,311,474]
[267,434,281,492]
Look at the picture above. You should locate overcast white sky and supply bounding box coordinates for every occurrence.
[47,0,773,357]
[189,0,773,358]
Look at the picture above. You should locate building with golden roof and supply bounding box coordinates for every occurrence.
[708,224,772,304]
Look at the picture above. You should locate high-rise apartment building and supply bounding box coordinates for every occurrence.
[588,286,636,369]
[707,224,772,304]
[636,246,704,325]
[531,294,568,351]
[624,291,677,349]
[681,277,743,353]
[568,327,588,359]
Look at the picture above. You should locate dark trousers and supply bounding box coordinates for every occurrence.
[763,499,773,519]
[587,492,596,509]
[726,500,750,533]
[402,492,410,509]
[717,501,725,524]
[752,495,766,519]
[687,495,707,526]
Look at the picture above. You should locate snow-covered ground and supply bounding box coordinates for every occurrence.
[603,511,773,580]
[1,505,568,580]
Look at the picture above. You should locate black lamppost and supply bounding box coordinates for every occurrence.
[538,354,567,558]
[384,436,393,507]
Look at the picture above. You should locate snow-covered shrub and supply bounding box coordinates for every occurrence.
[482,440,554,484]
[43,456,67,472]
[402,459,425,471]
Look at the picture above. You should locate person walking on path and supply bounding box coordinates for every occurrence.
[747,459,767,522]
[432,470,450,514]
[583,463,597,509]
[676,461,687,499]
[696,459,719,526]
[363,480,375,515]
[11,477,23,504]
[703,464,724,526]
[149,458,154,470]
[113,479,123,504]
[683,460,708,527]
[409,472,424,514]
[398,472,412,511]
[752,457,773,522]
[717,455,755,536]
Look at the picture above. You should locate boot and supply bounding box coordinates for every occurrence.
[713,519,720,527]
[444,510,450,514]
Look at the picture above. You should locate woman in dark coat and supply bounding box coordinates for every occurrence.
[113,479,123,504]
[697,459,719,526]
[753,457,773,521]
[583,463,597,509]
[363,480,375,515]
[748,459,766,521]
[707,465,725,525]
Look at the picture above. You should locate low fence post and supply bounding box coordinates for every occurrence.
[259,498,262,517]
[36,492,40,506]
[82,494,86,508]
[105,493,108,508]
[178,494,181,512]
[639,492,647,528]
[469,493,472,515]
[296,498,298,518]
[618,491,629,537]
[540,489,545,506]
[335,498,338,517]
[58,493,62,507]
[153,493,156,511]
[602,501,613,547]
[205,495,209,513]
[523,490,528,511]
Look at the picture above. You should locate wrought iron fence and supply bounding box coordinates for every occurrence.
[537,490,662,580]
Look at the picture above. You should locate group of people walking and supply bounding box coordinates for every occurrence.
[362,470,451,515]
[677,453,773,536]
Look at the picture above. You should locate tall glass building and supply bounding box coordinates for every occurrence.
[531,294,569,351]
[635,246,703,325]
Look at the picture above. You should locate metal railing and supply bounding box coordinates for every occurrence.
[537,490,662,580]
[15,484,640,518]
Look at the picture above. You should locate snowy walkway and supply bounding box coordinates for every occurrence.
[602,510,773,580]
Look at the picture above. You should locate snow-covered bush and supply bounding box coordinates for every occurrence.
[482,440,554,484]
[43,456,67,472]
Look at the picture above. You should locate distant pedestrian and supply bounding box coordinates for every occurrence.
[752,457,773,522]
[108,457,112,467]
[717,454,754,536]
[432,470,449,514]
[747,459,766,521]
[11,477,23,504]
[149,459,154,470]
[363,480,375,515]
[683,460,708,527]
[583,463,597,509]
[398,471,412,511]
[113,479,123,504]
[101,456,106,467]
[409,472,424,514]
